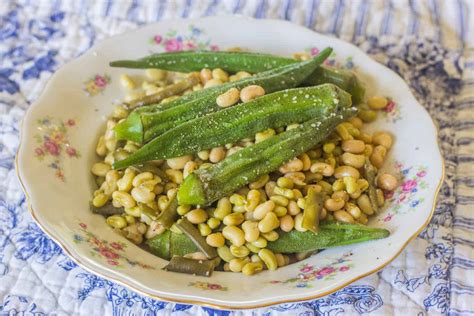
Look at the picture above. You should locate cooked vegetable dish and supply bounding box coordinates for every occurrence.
[90,47,398,276]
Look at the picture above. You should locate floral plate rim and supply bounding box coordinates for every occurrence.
[15,16,444,310]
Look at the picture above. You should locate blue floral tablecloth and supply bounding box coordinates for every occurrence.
[1,0,473,315]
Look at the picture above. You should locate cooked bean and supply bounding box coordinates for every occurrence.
[279,158,304,173]
[96,136,107,156]
[341,152,366,168]
[230,245,250,258]
[377,173,398,191]
[251,237,268,248]
[357,194,374,215]
[92,192,109,208]
[346,203,362,219]
[186,209,208,224]
[273,187,294,199]
[198,223,212,236]
[341,139,365,154]
[255,128,276,143]
[91,162,111,177]
[245,189,261,212]
[367,96,388,110]
[112,191,136,208]
[222,225,245,246]
[265,181,277,197]
[323,143,335,154]
[214,197,232,219]
[204,78,223,88]
[212,68,229,81]
[241,221,260,242]
[280,214,294,232]
[318,180,333,194]
[258,212,280,233]
[287,200,301,216]
[216,87,240,108]
[223,212,245,226]
[273,205,288,217]
[373,132,393,149]
[262,230,279,241]
[207,217,221,229]
[299,153,311,171]
[284,172,306,186]
[334,210,355,223]
[258,249,277,270]
[357,179,369,192]
[200,68,212,83]
[229,257,250,272]
[197,150,210,161]
[357,132,372,144]
[294,213,307,232]
[336,124,353,140]
[370,152,384,169]
[332,191,349,201]
[253,200,275,220]
[376,189,385,207]
[165,169,184,184]
[358,109,377,122]
[217,246,234,262]
[334,166,360,179]
[119,74,136,90]
[209,147,226,163]
[296,197,306,209]
[205,233,224,247]
[167,155,193,170]
[249,174,270,189]
[343,176,358,194]
[324,198,345,211]
[183,161,198,178]
[310,162,334,176]
[106,215,127,229]
[348,117,363,129]
[277,177,294,189]
[131,187,155,204]
[270,195,289,207]
[242,262,263,275]
[240,85,265,102]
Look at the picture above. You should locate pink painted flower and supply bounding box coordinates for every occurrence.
[208,284,221,290]
[401,179,417,192]
[384,190,394,199]
[398,193,407,203]
[186,42,197,50]
[67,119,76,126]
[107,259,119,266]
[339,266,350,272]
[66,147,77,157]
[44,139,60,156]
[417,170,426,177]
[316,266,335,277]
[99,247,119,260]
[383,214,393,222]
[385,100,395,112]
[164,38,183,52]
[310,47,320,56]
[94,75,107,88]
[110,242,124,251]
[35,148,44,156]
[210,45,219,51]
[79,223,87,229]
[300,264,313,273]
[153,35,163,44]
[90,237,103,247]
[270,280,281,284]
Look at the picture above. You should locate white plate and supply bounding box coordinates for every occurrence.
[16,16,443,309]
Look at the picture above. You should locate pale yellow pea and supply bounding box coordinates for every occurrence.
[209,147,226,163]
[212,68,229,81]
[96,136,107,156]
[214,197,232,219]
[206,233,225,247]
[216,87,240,108]
[112,191,136,208]
[255,128,275,143]
[204,78,223,88]
[262,230,279,241]
[279,158,304,173]
[334,166,360,179]
[177,204,191,216]
[91,162,111,177]
[334,210,355,223]
[217,246,235,262]
[198,223,212,236]
[200,68,212,83]
[280,214,294,232]
[258,249,278,270]
[253,200,275,220]
[332,191,349,201]
[287,200,301,216]
[230,245,250,258]
[131,187,155,204]
[274,205,287,217]
[367,96,388,110]
[377,173,398,191]
[299,153,312,171]
[183,161,198,178]
[241,221,260,242]
[357,194,374,215]
[92,192,109,208]
[242,262,263,275]
[324,198,345,211]
[240,85,265,102]
[223,212,245,226]
[165,169,183,184]
[106,215,127,229]
[251,237,268,248]
[310,162,334,176]
[197,150,210,160]
[222,225,245,246]
[229,257,250,272]
[186,209,208,224]
[207,217,221,229]
[346,203,362,219]
[373,132,393,149]
[341,139,365,154]
[265,181,277,197]
[132,172,153,187]
[249,174,270,189]
[273,187,294,199]
[166,155,192,170]
[348,117,363,129]
[341,152,366,169]
[294,213,307,232]
[343,176,358,194]
[245,189,261,212]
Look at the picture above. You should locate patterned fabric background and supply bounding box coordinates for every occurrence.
[0,0,473,315]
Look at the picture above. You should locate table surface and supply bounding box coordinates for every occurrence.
[0,0,473,315]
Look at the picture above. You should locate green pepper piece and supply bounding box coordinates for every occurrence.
[113,84,348,169]
[364,160,380,213]
[114,48,333,143]
[177,92,356,205]
[175,218,217,259]
[109,50,364,104]
[163,256,219,277]
[147,222,389,260]
[301,189,324,233]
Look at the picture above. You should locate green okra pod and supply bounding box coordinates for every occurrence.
[163,256,219,277]
[364,160,380,213]
[177,92,356,205]
[175,218,217,259]
[147,222,390,260]
[110,50,365,104]
[113,84,348,169]
[114,48,333,143]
